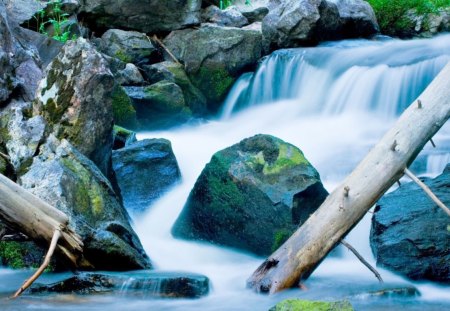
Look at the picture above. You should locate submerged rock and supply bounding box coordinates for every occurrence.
[19,137,151,270]
[34,38,115,176]
[30,271,209,298]
[370,164,450,283]
[79,0,202,33]
[173,134,328,256]
[270,299,354,311]
[163,24,262,112]
[112,139,181,213]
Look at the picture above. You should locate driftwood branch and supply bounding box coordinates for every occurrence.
[340,239,383,283]
[247,61,450,294]
[0,151,10,160]
[12,229,61,298]
[404,168,450,217]
[151,35,181,65]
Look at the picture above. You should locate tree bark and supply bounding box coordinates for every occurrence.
[247,62,450,294]
[0,173,91,268]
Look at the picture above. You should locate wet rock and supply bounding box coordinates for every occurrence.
[141,61,207,115]
[113,126,137,150]
[173,134,328,256]
[111,85,138,129]
[19,137,151,270]
[163,24,262,112]
[333,0,379,38]
[99,29,157,65]
[404,7,450,38]
[79,0,202,33]
[30,271,210,298]
[34,38,114,176]
[242,6,269,23]
[124,82,193,129]
[112,139,181,213]
[202,5,249,27]
[270,299,354,311]
[370,164,450,283]
[364,286,420,298]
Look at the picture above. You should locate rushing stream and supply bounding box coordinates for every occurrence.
[2,34,450,310]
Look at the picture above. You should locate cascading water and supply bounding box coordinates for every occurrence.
[2,34,450,310]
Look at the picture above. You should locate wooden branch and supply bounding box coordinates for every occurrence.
[340,239,383,283]
[247,61,450,294]
[12,229,61,298]
[0,151,10,160]
[151,35,181,65]
[404,168,450,217]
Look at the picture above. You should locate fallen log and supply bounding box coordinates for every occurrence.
[0,173,92,270]
[247,62,450,294]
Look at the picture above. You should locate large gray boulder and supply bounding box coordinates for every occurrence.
[173,134,328,256]
[262,0,378,49]
[112,139,181,214]
[19,137,151,270]
[34,38,114,176]
[163,24,262,111]
[79,0,202,33]
[370,164,450,283]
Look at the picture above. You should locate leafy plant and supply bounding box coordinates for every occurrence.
[219,0,252,10]
[33,0,76,42]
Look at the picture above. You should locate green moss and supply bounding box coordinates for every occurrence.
[111,86,137,129]
[271,299,354,311]
[193,66,235,105]
[0,241,26,269]
[113,125,134,137]
[114,49,133,63]
[272,228,292,252]
[0,157,6,174]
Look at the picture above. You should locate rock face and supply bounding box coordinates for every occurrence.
[163,24,262,111]
[202,5,249,27]
[112,139,181,213]
[19,137,151,270]
[124,83,192,129]
[30,271,210,298]
[79,0,202,33]
[370,164,450,283]
[262,0,378,49]
[99,29,157,65]
[34,38,114,176]
[172,134,328,256]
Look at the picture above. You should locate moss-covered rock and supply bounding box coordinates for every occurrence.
[0,241,49,270]
[163,24,262,112]
[111,86,138,129]
[113,125,137,150]
[124,81,193,129]
[270,299,354,311]
[172,134,328,256]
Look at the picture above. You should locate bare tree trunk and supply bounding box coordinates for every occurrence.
[0,173,91,268]
[247,62,450,294]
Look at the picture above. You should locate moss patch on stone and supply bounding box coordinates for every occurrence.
[111,86,137,129]
[272,228,292,252]
[0,241,24,269]
[192,66,235,109]
[270,299,354,311]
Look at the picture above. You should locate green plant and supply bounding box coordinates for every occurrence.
[34,0,76,42]
[219,0,251,10]
[367,0,450,35]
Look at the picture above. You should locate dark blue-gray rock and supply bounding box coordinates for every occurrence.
[333,0,379,38]
[79,0,202,33]
[163,24,262,112]
[19,137,152,270]
[112,139,181,213]
[141,61,207,116]
[172,134,328,256]
[202,5,249,27]
[30,271,209,298]
[370,164,450,283]
[124,82,193,129]
[33,38,114,176]
[241,6,269,23]
[99,29,157,65]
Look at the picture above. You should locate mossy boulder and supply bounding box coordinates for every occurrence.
[172,134,328,256]
[370,164,450,283]
[113,125,137,150]
[19,137,151,270]
[163,24,262,112]
[124,81,193,129]
[112,139,181,214]
[111,86,138,129]
[99,29,157,65]
[142,61,207,115]
[0,240,49,270]
[34,37,114,176]
[270,299,354,311]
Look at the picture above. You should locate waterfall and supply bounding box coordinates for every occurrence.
[221,35,450,119]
